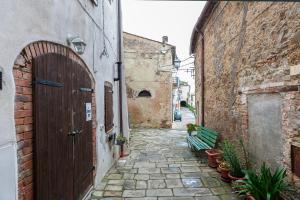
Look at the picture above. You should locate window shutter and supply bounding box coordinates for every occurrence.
[104,82,114,133]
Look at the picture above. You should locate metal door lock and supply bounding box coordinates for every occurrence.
[68,129,83,136]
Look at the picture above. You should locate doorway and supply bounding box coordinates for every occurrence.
[34,53,93,200]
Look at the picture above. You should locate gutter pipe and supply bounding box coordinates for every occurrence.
[117,0,124,156]
[199,31,205,126]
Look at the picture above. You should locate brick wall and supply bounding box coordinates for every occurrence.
[14,41,97,200]
[194,1,300,180]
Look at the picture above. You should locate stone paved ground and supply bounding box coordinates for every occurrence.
[91,129,242,200]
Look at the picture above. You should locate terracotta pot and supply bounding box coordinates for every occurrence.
[216,158,223,164]
[205,149,221,168]
[245,194,256,200]
[228,172,245,181]
[280,193,287,200]
[245,194,286,200]
[219,164,231,183]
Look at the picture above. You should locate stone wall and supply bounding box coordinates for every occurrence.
[124,33,173,128]
[194,1,300,180]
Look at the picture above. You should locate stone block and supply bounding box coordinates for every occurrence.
[146,189,173,197]
[165,179,183,188]
[173,188,211,196]
[148,180,166,189]
[123,190,146,198]
[182,178,203,188]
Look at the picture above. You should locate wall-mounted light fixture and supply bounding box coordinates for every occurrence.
[174,57,181,70]
[67,36,86,55]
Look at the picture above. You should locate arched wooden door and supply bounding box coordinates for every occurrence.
[34,53,93,200]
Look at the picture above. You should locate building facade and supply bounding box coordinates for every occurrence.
[191,1,300,183]
[0,1,129,199]
[124,32,174,128]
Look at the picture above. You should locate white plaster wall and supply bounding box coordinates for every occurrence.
[0,0,129,198]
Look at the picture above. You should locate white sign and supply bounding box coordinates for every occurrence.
[86,103,92,121]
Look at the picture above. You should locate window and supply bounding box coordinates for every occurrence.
[138,90,151,98]
[105,82,114,132]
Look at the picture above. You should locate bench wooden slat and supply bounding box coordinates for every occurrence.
[197,131,216,143]
[199,129,218,140]
[200,126,218,135]
[197,133,216,148]
[187,126,219,151]
[194,137,211,149]
[187,136,212,150]
[199,127,218,139]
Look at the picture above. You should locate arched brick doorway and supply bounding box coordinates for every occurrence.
[14,41,97,200]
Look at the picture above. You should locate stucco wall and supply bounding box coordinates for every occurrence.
[124,33,173,128]
[194,1,300,178]
[0,0,129,199]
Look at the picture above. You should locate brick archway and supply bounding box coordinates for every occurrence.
[14,41,97,200]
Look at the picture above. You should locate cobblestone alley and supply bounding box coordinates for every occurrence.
[91,129,241,200]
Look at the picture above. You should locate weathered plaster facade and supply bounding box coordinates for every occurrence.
[192,1,300,182]
[0,1,129,199]
[124,32,174,128]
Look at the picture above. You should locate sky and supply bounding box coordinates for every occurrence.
[122,0,206,92]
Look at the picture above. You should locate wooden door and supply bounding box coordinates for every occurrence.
[34,53,93,200]
[72,59,93,200]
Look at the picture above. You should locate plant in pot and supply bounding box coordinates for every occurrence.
[219,161,231,183]
[222,140,245,181]
[216,157,223,173]
[116,134,127,146]
[186,123,198,136]
[235,163,291,200]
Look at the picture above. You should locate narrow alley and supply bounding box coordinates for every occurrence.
[92,129,240,200]
[172,107,195,130]
[0,1,299,199]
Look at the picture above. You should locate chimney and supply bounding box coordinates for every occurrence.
[162,36,168,45]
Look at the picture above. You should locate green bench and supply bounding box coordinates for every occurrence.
[187,126,219,151]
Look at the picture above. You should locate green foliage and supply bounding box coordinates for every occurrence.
[186,103,196,115]
[222,140,244,178]
[186,123,198,134]
[239,137,251,169]
[236,163,291,200]
[116,134,127,144]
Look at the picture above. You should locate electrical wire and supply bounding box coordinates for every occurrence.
[76,0,117,58]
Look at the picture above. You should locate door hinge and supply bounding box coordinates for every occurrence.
[79,88,94,93]
[34,79,64,87]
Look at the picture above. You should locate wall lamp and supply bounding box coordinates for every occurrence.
[174,58,181,70]
[67,36,86,55]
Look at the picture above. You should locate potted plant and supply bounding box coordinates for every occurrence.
[205,149,222,168]
[219,161,231,183]
[222,140,245,180]
[216,157,223,173]
[116,134,127,146]
[235,163,291,200]
[186,123,198,136]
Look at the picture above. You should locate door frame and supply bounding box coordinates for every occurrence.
[13,41,96,200]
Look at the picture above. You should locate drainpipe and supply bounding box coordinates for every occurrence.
[117,0,124,156]
[199,31,205,126]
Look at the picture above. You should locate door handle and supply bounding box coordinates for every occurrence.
[68,130,77,136]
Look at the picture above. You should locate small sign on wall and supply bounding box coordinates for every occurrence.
[86,103,92,121]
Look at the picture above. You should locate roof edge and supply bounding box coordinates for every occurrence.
[189,1,218,54]
[123,31,175,47]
